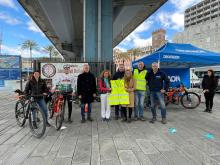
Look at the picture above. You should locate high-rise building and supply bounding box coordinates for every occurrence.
[185,0,220,28]
[152,29,166,50]
[173,0,220,53]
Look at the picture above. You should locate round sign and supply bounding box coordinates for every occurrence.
[42,64,56,78]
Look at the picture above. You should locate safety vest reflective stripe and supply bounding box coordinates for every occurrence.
[108,80,129,105]
[133,69,147,91]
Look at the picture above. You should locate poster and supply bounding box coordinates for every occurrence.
[0,55,21,80]
[40,63,87,92]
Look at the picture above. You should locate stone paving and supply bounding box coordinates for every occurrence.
[0,91,220,165]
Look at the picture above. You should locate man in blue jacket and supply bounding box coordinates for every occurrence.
[147,62,169,124]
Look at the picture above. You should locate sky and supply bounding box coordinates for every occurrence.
[0,0,202,57]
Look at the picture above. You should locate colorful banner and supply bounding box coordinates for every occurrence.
[40,63,87,92]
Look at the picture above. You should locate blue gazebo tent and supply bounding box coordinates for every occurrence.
[132,43,220,88]
[133,43,220,68]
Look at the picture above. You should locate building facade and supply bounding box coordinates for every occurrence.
[185,0,220,28]
[173,0,220,53]
[152,29,166,50]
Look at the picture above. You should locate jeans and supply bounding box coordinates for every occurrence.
[32,98,48,122]
[81,103,91,119]
[150,92,166,118]
[135,91,145,118]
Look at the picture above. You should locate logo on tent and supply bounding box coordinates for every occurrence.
[168,76,181,82]
[163,55,180,60]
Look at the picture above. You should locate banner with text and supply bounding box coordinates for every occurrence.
[40,63,87,91]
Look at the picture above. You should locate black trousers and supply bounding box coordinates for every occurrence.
[121,107,133,119]
[63,94,72,119]
[204,92,215,110]
[115,105,123,117]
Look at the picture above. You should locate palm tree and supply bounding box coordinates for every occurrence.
[44,45,60,59]
[21,40,38,71]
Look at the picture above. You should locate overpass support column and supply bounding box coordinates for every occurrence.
[83,0,98,62]
[99,0,113,62]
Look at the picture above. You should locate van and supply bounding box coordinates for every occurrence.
[190,72,201,88]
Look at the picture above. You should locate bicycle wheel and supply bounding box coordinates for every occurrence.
[47,100,54,119]
[15,100,26,127]
[28,104,46,138]
[55,103,64,130]
[180,92,201,109]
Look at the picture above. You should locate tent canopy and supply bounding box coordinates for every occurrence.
[132,43,220,68]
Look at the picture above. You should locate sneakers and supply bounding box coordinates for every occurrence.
[68,119,73,123]
[106,118,110,122]
[134,116,138,121]
[32,121,37,129]
[121,118,127,122]
[161,118,167,124]
[127,118,132,123]
[149,117,157,124]
[46,122,51,127]
[203,109,209,112]
[87,117,93,122]
[139,117,146,121]
[81,118,86,123]
[208,109,212,113]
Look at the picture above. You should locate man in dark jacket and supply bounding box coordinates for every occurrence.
[77,64,97,123]
[147,62,169,124]
[24,70,51,127]
[112,64,125,120]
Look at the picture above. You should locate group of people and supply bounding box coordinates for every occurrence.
[23,62,218,128]
[100,62,169,124]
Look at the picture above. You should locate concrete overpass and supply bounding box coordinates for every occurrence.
[18,0,167,62]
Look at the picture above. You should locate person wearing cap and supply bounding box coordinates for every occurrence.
[77,64,96,123]
[24,70,51,127]
[52,65,75,123]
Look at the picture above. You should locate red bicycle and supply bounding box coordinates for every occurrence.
[164,84,201,109]
[48,90,65,130]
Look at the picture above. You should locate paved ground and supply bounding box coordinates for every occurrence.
[0,91,220,165]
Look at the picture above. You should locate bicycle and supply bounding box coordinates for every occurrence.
[164,84,201,109]
[14,92,46,138]
[48,90,65,130]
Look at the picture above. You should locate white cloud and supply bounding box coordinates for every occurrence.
[1,45,47,58]
[134,37,152,47]
[114,46,127,52]
[157,11,184,31]
[170,0,202,12]
[0,12,21,25]
[27,20,42,33]
[27,19,46,37]
[118,19,153,49]
[0,0,17,10]
[157,0,202,31]
[133,20,153,33]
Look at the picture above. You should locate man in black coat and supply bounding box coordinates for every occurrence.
[77,64,97,123]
